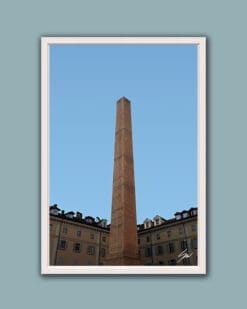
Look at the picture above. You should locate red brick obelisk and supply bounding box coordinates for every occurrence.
[105,97,141,265]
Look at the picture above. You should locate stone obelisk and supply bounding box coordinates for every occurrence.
[105,97,141,265]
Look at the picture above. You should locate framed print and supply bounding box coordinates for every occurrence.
[41,37,206,275]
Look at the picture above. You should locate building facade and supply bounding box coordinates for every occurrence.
[49,205,109,265]
[49,205,197,266]
[137,208,198,265]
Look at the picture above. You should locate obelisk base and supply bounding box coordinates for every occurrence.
[104,253,143,265]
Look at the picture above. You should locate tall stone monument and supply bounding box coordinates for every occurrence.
[105,97,141,265]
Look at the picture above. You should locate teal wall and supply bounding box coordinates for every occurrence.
[0,0,246,308]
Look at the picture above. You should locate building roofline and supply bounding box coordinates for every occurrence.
[137,215,197,234]
[50,213,110,231]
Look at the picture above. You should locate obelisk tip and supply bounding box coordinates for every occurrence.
[117,96,131,104]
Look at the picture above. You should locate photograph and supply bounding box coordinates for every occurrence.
[41,37,206,274]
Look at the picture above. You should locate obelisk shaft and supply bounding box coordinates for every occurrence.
[106,97,141,265]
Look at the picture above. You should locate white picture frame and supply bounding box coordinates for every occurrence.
[41,37,206,275]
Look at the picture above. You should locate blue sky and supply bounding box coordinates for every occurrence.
[50,43,197,224]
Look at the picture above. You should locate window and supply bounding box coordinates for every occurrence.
[100,248,105,257]
[85,217,94,224]
[156,233,160,240]
[175,214,182,220]
[138,238,140,244]
[183,258,191,265]
[144,220,152,229]
[155,219,160,225]
[182,212,189,219]
[76,212,82,220]
[57,256,63,265]
[90,232,94,240]
[145,247,152,257]
[191,209,197,216]
[155,245,163,256]
[181,240,188,250]
[167,242,175,254]
[62,227,67,234]
[77,230,81,237]
[191,225,196,232]
[87,246,95,255]
[146,236,150,243]
[59,240,67,250]
[168,259,176,265]
[73,243,81,252]
[50,208,59,216]
[167,230,171,238]
[102,236,106,242]
[193,239,198,249]
[65,212,74,219]
[179,227,184,235]
[99,219,107,228]
[49,224,52,231]
[73,243,81,253]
